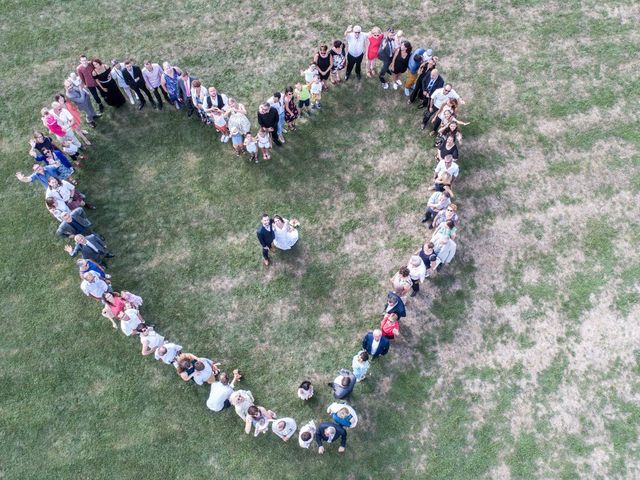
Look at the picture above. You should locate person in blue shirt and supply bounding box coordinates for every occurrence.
[15,164,59,188]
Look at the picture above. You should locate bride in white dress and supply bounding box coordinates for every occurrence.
[273,215,299,250]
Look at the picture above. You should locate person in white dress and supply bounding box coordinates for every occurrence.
[273,215,299,250]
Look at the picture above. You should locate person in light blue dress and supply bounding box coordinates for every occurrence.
[161,62,182,108]
[351,350,370,382]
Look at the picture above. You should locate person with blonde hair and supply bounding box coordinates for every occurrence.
[366,26,383,77]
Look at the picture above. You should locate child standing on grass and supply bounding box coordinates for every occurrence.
[310,75,323,109]
[229,127,244,156]
[244,133,258,163]
[257,127,272,161]
[302,62,318,84]
[295,82,311,116]
[211,109,230,143]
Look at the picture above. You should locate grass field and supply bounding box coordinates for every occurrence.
[2,1,640,479]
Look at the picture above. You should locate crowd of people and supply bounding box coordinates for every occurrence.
[16,23,467,455]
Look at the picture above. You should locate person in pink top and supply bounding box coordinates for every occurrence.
[76,55,104,113]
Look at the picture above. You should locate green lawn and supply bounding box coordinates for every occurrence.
[2,1,640,479]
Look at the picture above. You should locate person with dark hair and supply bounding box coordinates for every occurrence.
[297,380,314,400]
[316,422,347,454]
[352,350,370,381]
[91,59,126,107]
[56,208,93,238]
[256,213,276,266]
[267,91,286,144]
[416,241,437,273]
[206,370,243,412]
[420,68,445,119]
[142,61,169,109]
[122,60,157,110]
[244,404,276,436]
[314,44,332,89]
[283,86,299,131]
[390,40,412,90]
[380,312,400,339]
[257,103,282,146]
[390,266,412,298]
[378,28,396,89]
[64,79,98,127]
[330,40,346,84]
[298,420,317,448]
[328,369,356,399]
[176,70,196,117]
[76,55,104,112]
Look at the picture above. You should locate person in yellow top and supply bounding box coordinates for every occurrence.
[294,82,311,116]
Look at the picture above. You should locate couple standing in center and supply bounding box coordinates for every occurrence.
[257,213,300,266]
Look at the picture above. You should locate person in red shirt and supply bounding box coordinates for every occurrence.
[76,54,104,113]
[380,312,400,339]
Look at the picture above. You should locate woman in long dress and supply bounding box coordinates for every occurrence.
[273,215,299,250]
[161,62,182,109]
[91,59,126,107]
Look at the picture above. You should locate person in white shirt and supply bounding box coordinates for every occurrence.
[50,102,82,148]
[407,255,427,297]
[120,307,143,336]
[137,324,165,355]
[434,155,460,190]
[142,61,169,109]
[80,271,110,301]
[206,370,242,411]
[192,358,220,385]
[344,24,367,81]
[267,91,286,144]
[154,342,183,364]
[434,238,457,271]
[298,420,317,448]
[430,83,464,111]
[272,417,297,441]
[111,60,137,105]
[229,389,254,420]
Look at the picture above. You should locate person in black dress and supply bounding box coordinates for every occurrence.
[390,41,412,90]
[314,45,332,90]
[91,59,126,108]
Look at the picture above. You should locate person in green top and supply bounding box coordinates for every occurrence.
[295,82,311,116]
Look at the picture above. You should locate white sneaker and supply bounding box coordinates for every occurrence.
[382,83,389,90]
[220,135,225,143]
[129,98,135,105]
[222,135,230,143]
[395,79,403,86]
[393,83,398,90]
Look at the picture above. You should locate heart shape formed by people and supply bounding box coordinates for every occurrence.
[21,38,463,462]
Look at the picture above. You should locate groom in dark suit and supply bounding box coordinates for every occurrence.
[122,60,156,110]
[256,214,275,267]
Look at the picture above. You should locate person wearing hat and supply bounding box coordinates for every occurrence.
[344,24,367,81]
[377,27,396,89]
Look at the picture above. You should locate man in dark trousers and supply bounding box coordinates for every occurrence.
[56,208,94,238]
[176,70,196,117]
[256,214,275,267]
[316,422,347,454]
[328,369,356,399]
[420,68,445,124]
[122,60,156,110]
[257,103,282,146]
[361,329,390,358]
[76,55,104,113]
[377,28,396,89]
[64,233,114,264]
